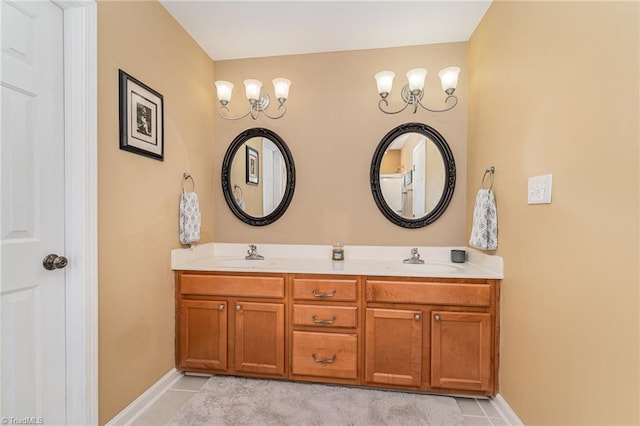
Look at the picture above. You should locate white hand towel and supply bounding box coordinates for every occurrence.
[179,191,200,245]
[469,188,498,250]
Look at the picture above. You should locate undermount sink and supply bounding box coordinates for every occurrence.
[384,261,463,274]
[215,258,281,268]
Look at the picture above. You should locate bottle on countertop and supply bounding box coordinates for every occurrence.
[332,242,345,261]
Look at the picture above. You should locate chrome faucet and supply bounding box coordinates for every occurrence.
[245,244,264,260]
[403,248,424,264]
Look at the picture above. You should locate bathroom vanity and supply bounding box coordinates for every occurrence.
[172,243,502,397]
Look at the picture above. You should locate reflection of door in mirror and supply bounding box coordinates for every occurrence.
[412,141,426,218]
[262,139,286,215]
[381,133,446,220]
[399,133,425,219]
[426,141,445,212]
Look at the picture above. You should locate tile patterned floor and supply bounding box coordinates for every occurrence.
[132,375,511,425]
[456,397,508,425]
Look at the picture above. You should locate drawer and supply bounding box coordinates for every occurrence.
[180,274,285,298]
[292,278,357,302]
[292,305,358,328]
[291,331,357,379]
[366,280,491,307]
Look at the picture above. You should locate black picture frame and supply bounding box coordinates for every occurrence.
[246,146,259,185]
[118,69,164,161]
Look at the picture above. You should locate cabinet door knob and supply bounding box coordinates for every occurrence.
[218,304,225,311]
[434,314,441,321]
[236,305,241,311]
[414,314,421,320]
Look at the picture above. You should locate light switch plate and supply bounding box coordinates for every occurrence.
[528,174,552,204]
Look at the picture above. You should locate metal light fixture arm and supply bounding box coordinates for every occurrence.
[378,84,458,115]
[217,93,287,120]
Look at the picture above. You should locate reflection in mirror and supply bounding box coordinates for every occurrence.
[222,128,295,226]
[229,138,287,217]
[371,123,455,228]
[380,133,445,219]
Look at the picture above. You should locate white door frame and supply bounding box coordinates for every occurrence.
[56,1,98,424]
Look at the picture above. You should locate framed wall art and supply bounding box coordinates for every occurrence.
[246,146,259,185]
[119,69,164,161]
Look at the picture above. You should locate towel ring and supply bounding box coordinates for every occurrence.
[182,172,195,192]
[481,166,495,191]
[233,184,243,200]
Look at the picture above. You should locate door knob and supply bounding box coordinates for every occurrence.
[43,254,68,270]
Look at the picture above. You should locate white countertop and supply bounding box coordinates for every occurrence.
[171,243,503,279]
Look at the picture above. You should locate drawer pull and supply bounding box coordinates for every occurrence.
[311,353,337,364]
[434,314,440,321]
[312,315,337,325]
[218,304,225,311]
[311,288,337,298]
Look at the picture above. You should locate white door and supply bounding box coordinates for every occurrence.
[262,138,275,215]
[1,1,67,423]
[412,139,426,218]
[262,138,285,216]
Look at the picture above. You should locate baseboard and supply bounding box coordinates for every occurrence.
[491,393,524,425]
[106,368,183,426]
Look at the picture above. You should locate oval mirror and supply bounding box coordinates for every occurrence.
[222,128,295,226]
[370,122,455,228]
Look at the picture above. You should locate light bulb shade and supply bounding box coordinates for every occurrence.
[375,71,395,95]
[438,66,461,92]
[243,79,263,101]
[214,80,233,103]
[272,78,291,100]
[406,68,428,92]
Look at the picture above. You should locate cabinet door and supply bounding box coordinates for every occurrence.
[178,299,227,371]
[234,302,285,376]
[365,308,422,387]
[431,311,492,392]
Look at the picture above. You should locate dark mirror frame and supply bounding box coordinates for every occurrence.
[370,122,456,228]
[221,127,296,226]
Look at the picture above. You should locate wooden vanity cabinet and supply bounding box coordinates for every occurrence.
[176,272,286,377]
[176,271,499,396]
[365,277,499,395]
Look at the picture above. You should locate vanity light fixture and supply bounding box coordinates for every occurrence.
[375,67,460,114]
[215,78,291,120]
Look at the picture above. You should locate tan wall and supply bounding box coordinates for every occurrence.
[213,43,468,246]
[468,1,639,424]
[97,1,215,423]
[380,149,401,174]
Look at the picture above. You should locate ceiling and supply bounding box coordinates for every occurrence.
[159,1,493,61]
